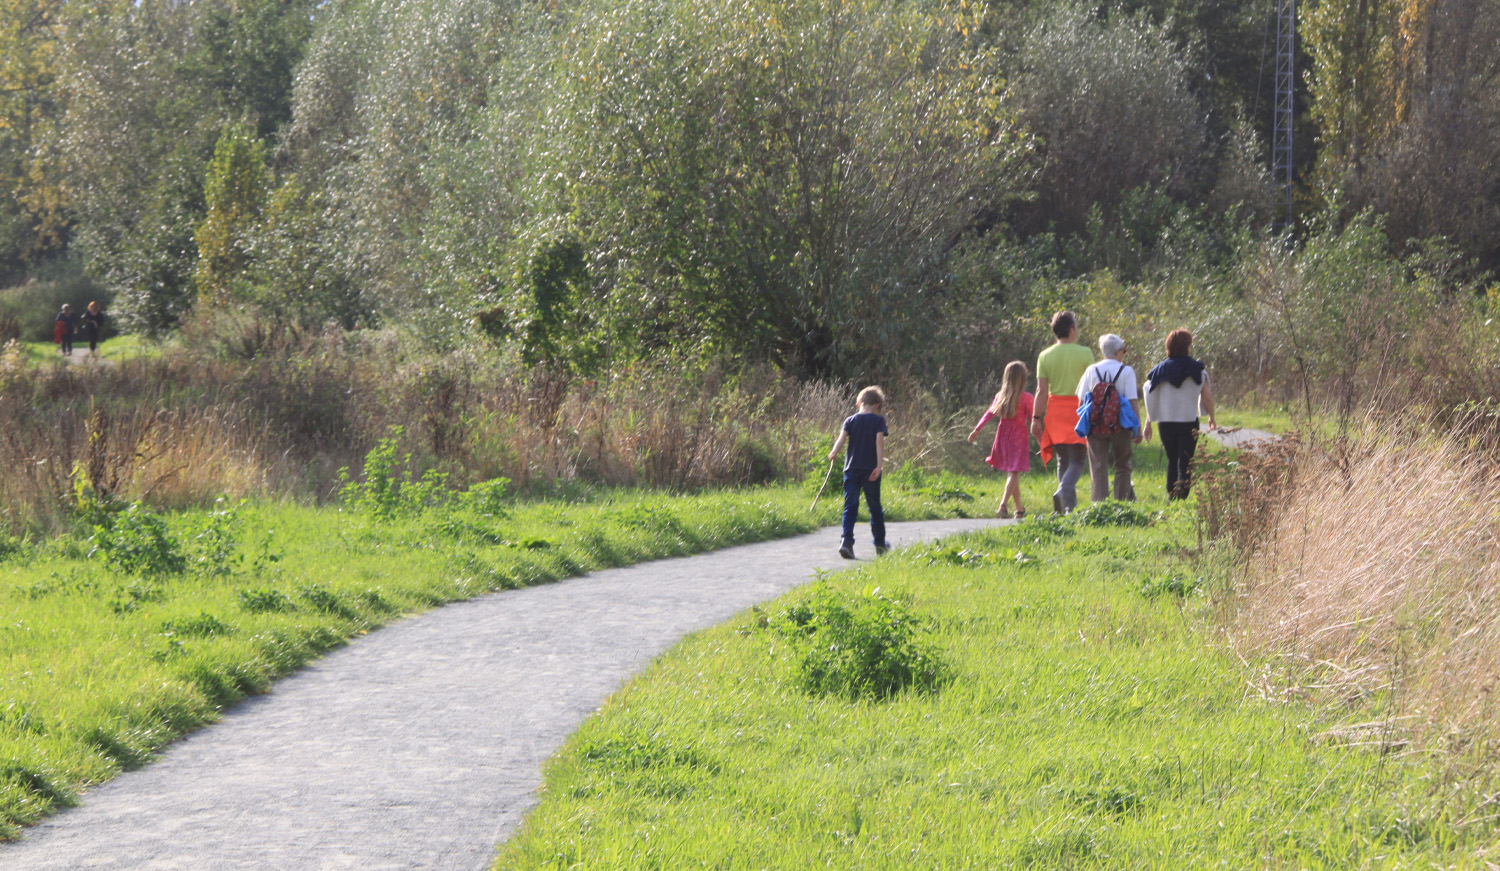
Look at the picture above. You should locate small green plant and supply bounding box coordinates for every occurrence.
[0,532,27,563]
[296,583,359,620]
[236,587,296,613]
[1138,573,1204,599]
[461,477,512,516]
[250,529,283,575]
[1068,500,1151,528]
[338,429,455,518]
[774,584,948,700]
[922,543,1039,569]
[88,502,186,578]
[109,579,165,614]
[188,498,245,577]
[159,612,234,638]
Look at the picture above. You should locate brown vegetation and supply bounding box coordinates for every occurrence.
[1200,419,1500,803]
[0,327,957,537]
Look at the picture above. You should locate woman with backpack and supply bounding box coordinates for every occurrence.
[1143,328,1217,499]
[1076,333,1142,502]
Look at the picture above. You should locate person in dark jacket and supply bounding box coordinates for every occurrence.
[54,304,75,356]
[80,300,106,357]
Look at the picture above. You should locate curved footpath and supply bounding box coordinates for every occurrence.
[5,518,1001,871]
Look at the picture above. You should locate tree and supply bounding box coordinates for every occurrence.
[1009,3,1209,239]
[509,0,1028,376]
[195,123,269,303]
[1305,0,1500,264]
[0,0,66,280]
[47,0,317,332]
[281,0,520,339]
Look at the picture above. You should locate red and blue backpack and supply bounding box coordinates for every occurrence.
[1088,367,1124,437]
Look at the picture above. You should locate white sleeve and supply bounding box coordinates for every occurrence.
[1121,366,1139,400]
[1076,365,1096,400]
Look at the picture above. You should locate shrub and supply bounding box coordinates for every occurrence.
[87,502,186,578]
[159,612,235,638]
[774,584,947,700]
[1068,501,1151,528]
[187,498,245,577]
[237,587,296,613]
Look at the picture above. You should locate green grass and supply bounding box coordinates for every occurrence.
[0,464,1016,840]
[493,499,1487,868]
[17,334,161,364]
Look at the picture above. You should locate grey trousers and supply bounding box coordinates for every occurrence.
[1086,430,1135,502]
[1053,444,1087,511]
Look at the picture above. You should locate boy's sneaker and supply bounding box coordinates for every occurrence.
[875,544,891,556]
[838,544,855,559]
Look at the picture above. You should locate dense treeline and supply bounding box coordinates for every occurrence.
[0,0,1497,383]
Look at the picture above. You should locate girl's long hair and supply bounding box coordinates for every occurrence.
[990,361,1029,419]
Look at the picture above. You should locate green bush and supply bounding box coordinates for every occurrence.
[774,584,947,700]
[87,503,186,578]
[1068,500,1151,528]
[338,429,454,519]
[237,587,296,613]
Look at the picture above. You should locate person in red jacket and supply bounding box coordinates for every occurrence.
[54,304,76,356]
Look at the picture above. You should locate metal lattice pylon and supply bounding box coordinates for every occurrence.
[1273,0,1296,232]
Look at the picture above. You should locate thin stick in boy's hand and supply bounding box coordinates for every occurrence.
[810,457,837,512]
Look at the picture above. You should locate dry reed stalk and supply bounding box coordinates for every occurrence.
[1229,425,1500,765]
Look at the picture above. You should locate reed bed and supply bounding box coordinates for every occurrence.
[0,330,939,536]
[1211,422,1500,795]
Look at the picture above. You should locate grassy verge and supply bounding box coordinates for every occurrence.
[0,463,1019,840]
[15,335,159,363]
[494,499,1486,867]
[0,421,1270,841]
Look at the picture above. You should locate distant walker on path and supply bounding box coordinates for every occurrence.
[53,303,75,356]
[827,385,889,559]
[1143,328,1217,499]
[81,300,105,357]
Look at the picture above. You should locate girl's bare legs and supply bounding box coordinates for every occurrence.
[1003,472,1023,514]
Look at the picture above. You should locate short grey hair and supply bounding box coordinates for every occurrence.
[1099,333,1124,358]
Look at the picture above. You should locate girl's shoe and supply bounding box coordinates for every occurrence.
[996,507,1012,519]
[1015,508,1026,519]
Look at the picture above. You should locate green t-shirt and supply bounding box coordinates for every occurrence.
[1036,342,1096,396]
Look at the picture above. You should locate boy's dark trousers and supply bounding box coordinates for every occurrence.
[840,468,886,548]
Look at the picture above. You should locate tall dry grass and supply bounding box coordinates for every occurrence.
[0,328,945,536]
[1209,420,1500,790]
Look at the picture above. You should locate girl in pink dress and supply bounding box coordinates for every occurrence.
[968,361,1034,519]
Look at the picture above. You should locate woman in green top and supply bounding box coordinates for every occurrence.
[1029,310,1095,514]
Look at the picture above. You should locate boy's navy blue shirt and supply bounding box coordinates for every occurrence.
[841,412,888,471]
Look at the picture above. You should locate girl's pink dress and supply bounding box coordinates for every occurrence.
[972,392,1033,473]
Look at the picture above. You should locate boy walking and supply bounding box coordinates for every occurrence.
[827,386,889,559]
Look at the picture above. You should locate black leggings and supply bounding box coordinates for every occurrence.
[1157,420,1200,499]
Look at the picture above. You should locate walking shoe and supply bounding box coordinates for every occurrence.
[839,544,855,559]
[1015,508,1026,519]
[875,544,891,556]
[1052,493,1064,515]
[996,507,1012,519]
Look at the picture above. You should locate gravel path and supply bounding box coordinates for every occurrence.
[4,518,1000,871]
[1206,426,1278,450]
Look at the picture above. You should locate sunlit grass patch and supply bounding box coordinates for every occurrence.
[495,505,1488,868]
[0,468,1006,837]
